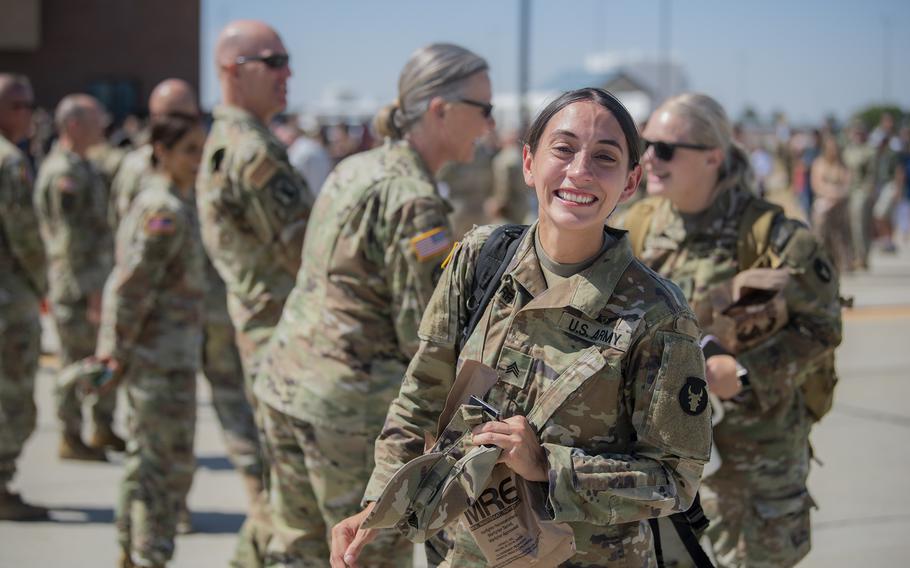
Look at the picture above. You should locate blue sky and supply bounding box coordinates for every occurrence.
[201,0,910,124]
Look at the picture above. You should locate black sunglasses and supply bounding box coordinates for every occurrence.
[235,53,290,69]
[457,98,494,119]
[11,100,36,111]
[643,138,714,161]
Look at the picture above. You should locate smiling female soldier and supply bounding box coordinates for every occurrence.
[331,88,713,568]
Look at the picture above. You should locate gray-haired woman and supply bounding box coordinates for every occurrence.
[253,43,494,566]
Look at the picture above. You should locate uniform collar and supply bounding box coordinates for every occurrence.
[508,222,633,320]
[386,138,436,185]
[213,104,269,134]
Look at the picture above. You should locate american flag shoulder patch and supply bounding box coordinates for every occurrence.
[144,212,177,236]
[410,227,452,262]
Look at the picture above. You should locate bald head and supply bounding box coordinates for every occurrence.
[55,94,106,154]
[149,78,198,118]
[215,20,283,67]
[214,19,291,124]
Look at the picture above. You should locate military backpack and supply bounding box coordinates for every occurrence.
[624,197,838,423]
[460,223,714,568]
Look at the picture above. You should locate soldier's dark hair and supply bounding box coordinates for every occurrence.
[149,112,202,167]
[525,88,641,170]
[374,43,488,140]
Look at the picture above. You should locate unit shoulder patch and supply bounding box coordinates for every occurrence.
[678,376,708,416]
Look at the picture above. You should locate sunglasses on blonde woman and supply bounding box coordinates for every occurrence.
[457,98,494,119]
[642,139,714,161]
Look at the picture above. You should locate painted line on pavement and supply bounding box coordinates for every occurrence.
[844,305,910,321]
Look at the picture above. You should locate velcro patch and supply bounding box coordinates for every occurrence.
[557,312,632,351]
[410,227,452,262]
[144,213,177,235]
[247,153,279,190]
[270,173,299,207]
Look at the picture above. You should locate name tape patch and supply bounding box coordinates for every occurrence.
[557,312,632,351]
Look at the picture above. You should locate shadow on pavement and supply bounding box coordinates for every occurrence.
[44,507,246,534]
[49,506,115,524]
[195,455,235,472]
[188,510,246,534]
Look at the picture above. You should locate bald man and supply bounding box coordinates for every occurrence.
[196,20,312,568]
[0,74,49,520]
[34,94,118,461]
[109,78,199,229]
[105,77,265,537]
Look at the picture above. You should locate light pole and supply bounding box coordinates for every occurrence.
[518,0,531,135]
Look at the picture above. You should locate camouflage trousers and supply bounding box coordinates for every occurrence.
[203,318,262,478]
[664,404,813,568]
[117,367,196,567]
[51,300,116,434]
[0,314,40,489]
[259,403,413,568]
[230,331,273,568]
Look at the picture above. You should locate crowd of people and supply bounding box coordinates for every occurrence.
[0,14,904,568]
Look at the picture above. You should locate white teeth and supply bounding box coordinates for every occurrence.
[556,190,595,204]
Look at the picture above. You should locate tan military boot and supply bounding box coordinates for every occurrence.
[89,422,127,452]
[175,503,193,535]
[118,548,134,568]
[0,489,49,521]
[59,432,107,462]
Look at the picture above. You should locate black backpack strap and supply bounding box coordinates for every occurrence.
[648,517,665,568]
[458,224,528,352]
[668,491,714,568]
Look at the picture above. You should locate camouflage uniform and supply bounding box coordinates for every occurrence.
[0,134,47,492]
[97,173,206,567]
[439,143,494,240]
[110,140,262,477]
[363,222,713,567]
[626,186,843,568]
[196,104,312,382]
[255,140,454,566]
[203,258,262,478]
[197,104,312,567]
[843,142,875,269]
[490,144,531,225]
[34,144,115,437]
[109,144,154,231]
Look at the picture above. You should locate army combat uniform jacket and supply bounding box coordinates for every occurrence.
[96,174,206,371]
[34,144,111,307]
[256,139,453,433]
[364,223,713,567]
[626,185,842,566]
[196,105,312,373]
[0,135,46,320]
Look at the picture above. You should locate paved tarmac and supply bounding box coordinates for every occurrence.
[2,247,909,567]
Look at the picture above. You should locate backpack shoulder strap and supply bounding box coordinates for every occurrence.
[736,198,784,270]
[624,197,661,257]
[459,224,528,352]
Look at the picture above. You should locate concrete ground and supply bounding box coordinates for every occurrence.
[2,246,909,567]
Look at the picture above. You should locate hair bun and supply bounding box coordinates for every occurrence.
[373,101,403,140]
